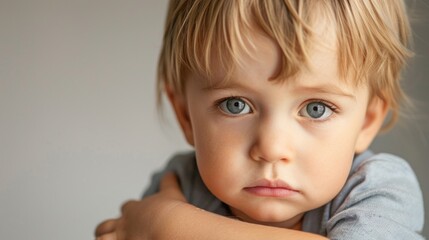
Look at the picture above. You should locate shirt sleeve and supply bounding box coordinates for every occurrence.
[326,153,425,240]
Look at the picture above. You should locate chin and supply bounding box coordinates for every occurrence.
[230,201,303,227]
[252,212,289,223]
[243,206,296,224]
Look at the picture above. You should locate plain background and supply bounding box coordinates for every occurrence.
[0,0,427,239]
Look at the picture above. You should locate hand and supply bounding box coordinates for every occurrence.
[95,172,186,240]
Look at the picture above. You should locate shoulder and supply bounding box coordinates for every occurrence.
[143,151,196,198]
[164,151,197,173]
[326,151,425,239]
[344,152,422,201]
[354,151,417,177]
[347,152,421,193]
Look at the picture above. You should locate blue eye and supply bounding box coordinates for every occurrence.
[218,97,251,115]
[299,101,333,120]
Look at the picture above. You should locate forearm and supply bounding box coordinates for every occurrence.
[96,174,329,240]
[156,202,328,240]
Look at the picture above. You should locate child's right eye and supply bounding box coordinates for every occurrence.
[218,97,252,115]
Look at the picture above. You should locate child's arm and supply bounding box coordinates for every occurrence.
[95,173,328,240]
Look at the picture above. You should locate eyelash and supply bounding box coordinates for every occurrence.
[304,99,339,112]
[299,99,339,122]
[214,96,251,114]
[214,97,339,119]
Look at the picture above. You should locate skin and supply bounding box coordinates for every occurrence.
[95,29,388,239]
[181,32,371,228]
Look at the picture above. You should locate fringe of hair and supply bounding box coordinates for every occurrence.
[157,0,413,129]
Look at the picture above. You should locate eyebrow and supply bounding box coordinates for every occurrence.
[202,80,357,100]
[202,81,246,91]
[294,84,356,99]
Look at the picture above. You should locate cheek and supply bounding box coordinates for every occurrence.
[191,109,252,163]
[192,117,249,190]
[195,144,245,201]
[193,119,241,161]
[297,121,360,197]
[299,150,353,207]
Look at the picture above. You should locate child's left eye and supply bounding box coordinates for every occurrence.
[218,97,252,115]
[299,101,335,120]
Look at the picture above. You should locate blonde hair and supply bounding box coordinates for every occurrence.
[157,0,413,128]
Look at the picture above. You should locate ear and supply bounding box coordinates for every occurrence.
[354,97,389,153]
[165,85,195,146]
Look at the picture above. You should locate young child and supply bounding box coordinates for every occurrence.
[96,0,424,239]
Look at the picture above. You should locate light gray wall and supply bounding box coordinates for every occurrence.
[0,0,427,239]
[371,1,429,237]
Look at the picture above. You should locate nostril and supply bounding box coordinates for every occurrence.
[250,148,284,163]
[249,125,292,164]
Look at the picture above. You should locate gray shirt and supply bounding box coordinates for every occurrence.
[143,150,425,239]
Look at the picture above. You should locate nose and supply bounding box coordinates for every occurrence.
[249,117,294,164]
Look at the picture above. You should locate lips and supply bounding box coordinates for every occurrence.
[244,179,299,197]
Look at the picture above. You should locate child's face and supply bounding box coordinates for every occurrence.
[170,31,386,228]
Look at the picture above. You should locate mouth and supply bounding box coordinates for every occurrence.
[243,179,300,198]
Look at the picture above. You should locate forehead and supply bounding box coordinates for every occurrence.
[176,0,377,98]
[189,32,364,106]
[200,26,342,90]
